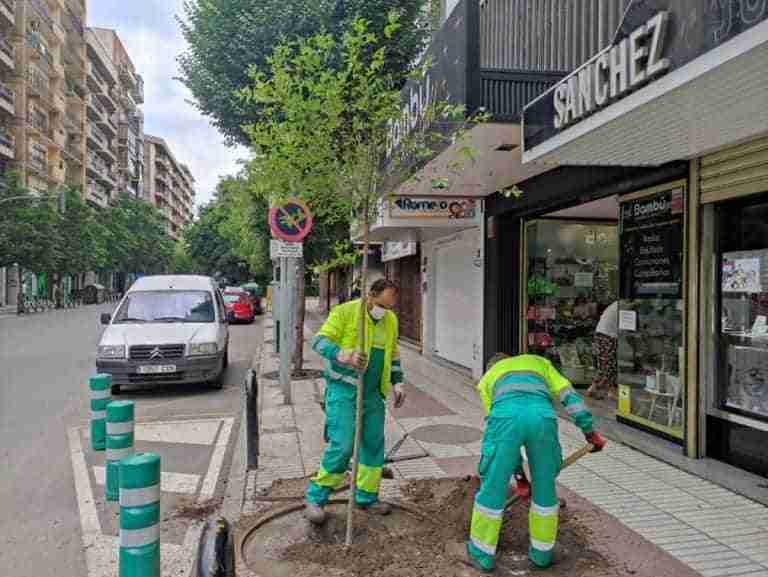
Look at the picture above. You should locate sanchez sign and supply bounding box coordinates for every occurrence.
[553,12,670,129]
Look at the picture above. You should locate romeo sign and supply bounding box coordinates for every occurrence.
[390,197,477,220]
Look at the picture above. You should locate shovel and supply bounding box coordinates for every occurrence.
[504,443,596,510]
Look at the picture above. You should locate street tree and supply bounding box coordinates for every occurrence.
[240,15,488,544]
[178,0,433,146]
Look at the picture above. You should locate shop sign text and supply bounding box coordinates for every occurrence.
[382,241,418,263]
[553,12,670,130]
[390,197,477,220]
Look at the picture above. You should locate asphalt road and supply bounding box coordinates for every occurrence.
[0,305,262,577]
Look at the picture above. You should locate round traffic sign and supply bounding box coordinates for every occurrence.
[269,198,314,242]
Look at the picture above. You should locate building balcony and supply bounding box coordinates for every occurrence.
[65,76,85,100]
[26,32,53,70]
[86,181,107,207]
[96,87,117,113]
[0,82,14,115]
[0,128,14,158]
[52,90,66,114]
[49,157,66,183]
[27,155,47,176]
[86,93,105,120]
[0,0,14,27]
[27,70,50,100]
[64,112,81,134]
[65,5,84,37]
[98,112,117,137]
[27,110,48,135]
[52,124,67,148]
[63,138,82,164]
[86,121,108,148]
[51,57,65,79]
[0,35,14,71]
[86,61,107,93]
[51,20,66,45]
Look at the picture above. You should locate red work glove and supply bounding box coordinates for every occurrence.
[585,431,607,453]
[514,472,531,499]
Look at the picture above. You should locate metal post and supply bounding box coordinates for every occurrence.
[279,257,293,404]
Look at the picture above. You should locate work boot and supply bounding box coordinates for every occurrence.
[360,501,392,515]
[304,501,326,525]
[445,542,493,573]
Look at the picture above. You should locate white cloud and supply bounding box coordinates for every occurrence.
[88,1,249,206]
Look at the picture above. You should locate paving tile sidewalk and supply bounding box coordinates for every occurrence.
[247,306,768,577]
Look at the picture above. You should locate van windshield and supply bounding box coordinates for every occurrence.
[113,290,215,324]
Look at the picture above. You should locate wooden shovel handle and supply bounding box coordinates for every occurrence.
[561,443,595,470]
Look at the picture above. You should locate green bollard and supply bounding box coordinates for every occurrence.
[119,452,161,577]
[89,374,112,451]
[106,401,135,502]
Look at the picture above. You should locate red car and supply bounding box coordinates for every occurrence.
[223,290,255,324]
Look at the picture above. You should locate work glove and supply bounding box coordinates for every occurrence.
[393,384,406,408]
[585,431,607,453]
[336,349,367,371]
[514,471,531,499]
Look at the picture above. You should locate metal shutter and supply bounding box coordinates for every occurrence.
[701,136,768,204]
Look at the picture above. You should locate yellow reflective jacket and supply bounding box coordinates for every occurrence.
[315,299,400,397]
[476,354,593,433]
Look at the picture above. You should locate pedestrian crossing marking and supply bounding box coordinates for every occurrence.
[93,466,200,495]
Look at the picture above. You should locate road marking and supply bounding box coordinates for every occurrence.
[198,418,234,502]
[93,466,200,495]
[69,416,234,577]
[135,418,222,445]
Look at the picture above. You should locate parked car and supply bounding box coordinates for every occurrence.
[242,283,263,315]
[222,289,255,324]
[96,275,229,394]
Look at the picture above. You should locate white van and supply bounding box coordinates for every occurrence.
[96,275,229,394]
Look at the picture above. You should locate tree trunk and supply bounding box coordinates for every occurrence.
[346,211,370,548]
[292,257,306,373]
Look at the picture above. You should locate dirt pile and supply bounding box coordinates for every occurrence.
[268,477,617,577]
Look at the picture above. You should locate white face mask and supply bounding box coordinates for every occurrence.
[370,305,386,321]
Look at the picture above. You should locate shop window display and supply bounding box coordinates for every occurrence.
[717,196,768,421]
[525,220,619,386]
[616,186,685,439]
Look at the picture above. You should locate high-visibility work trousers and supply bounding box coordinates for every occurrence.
[468,399,562,569]
[306,348,386,506]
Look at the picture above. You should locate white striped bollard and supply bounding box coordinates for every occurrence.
[106,400,135,502]
[89,374,112,451]
[119,452,161,577]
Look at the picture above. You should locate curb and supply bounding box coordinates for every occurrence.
[195,517,231,577]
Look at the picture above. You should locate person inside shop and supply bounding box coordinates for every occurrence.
[304,278,406,525]
[587,301,619,400]
[447,352,605,572]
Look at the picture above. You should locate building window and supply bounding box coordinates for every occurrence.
[716,193,768,421]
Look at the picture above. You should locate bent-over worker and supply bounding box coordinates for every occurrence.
[452,353,606,572]
[304,278,406,524]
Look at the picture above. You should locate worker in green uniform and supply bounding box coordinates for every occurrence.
[450,353,606,571]
[305,278,406,524]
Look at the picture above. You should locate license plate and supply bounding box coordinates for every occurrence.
[138,365,176,374]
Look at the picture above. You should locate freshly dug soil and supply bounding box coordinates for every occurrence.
[253,477,621,577]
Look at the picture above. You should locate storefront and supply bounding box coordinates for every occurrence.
[382,241,423,346]
[697,136,768,476]
[520,0,768,465]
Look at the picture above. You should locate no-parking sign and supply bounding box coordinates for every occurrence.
[269,198,313,242]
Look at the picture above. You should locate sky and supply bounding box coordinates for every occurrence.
[88,1,249,207]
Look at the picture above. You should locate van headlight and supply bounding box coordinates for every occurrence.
[98,345,125,359]
[188,342,218,356]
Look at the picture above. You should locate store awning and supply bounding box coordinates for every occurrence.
[522,5,768,167]
[353,123,556,243]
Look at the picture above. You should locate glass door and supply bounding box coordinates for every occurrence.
[522,219,619,387]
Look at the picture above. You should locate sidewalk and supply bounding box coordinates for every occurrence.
[246,306,768,577]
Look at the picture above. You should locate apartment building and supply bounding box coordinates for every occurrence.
[89,28,144,202]
[144,134,195,241]
[0,0,88,192]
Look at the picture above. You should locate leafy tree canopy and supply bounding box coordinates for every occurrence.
[178,0,431,145]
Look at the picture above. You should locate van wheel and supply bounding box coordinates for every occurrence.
[111,384,121,395]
